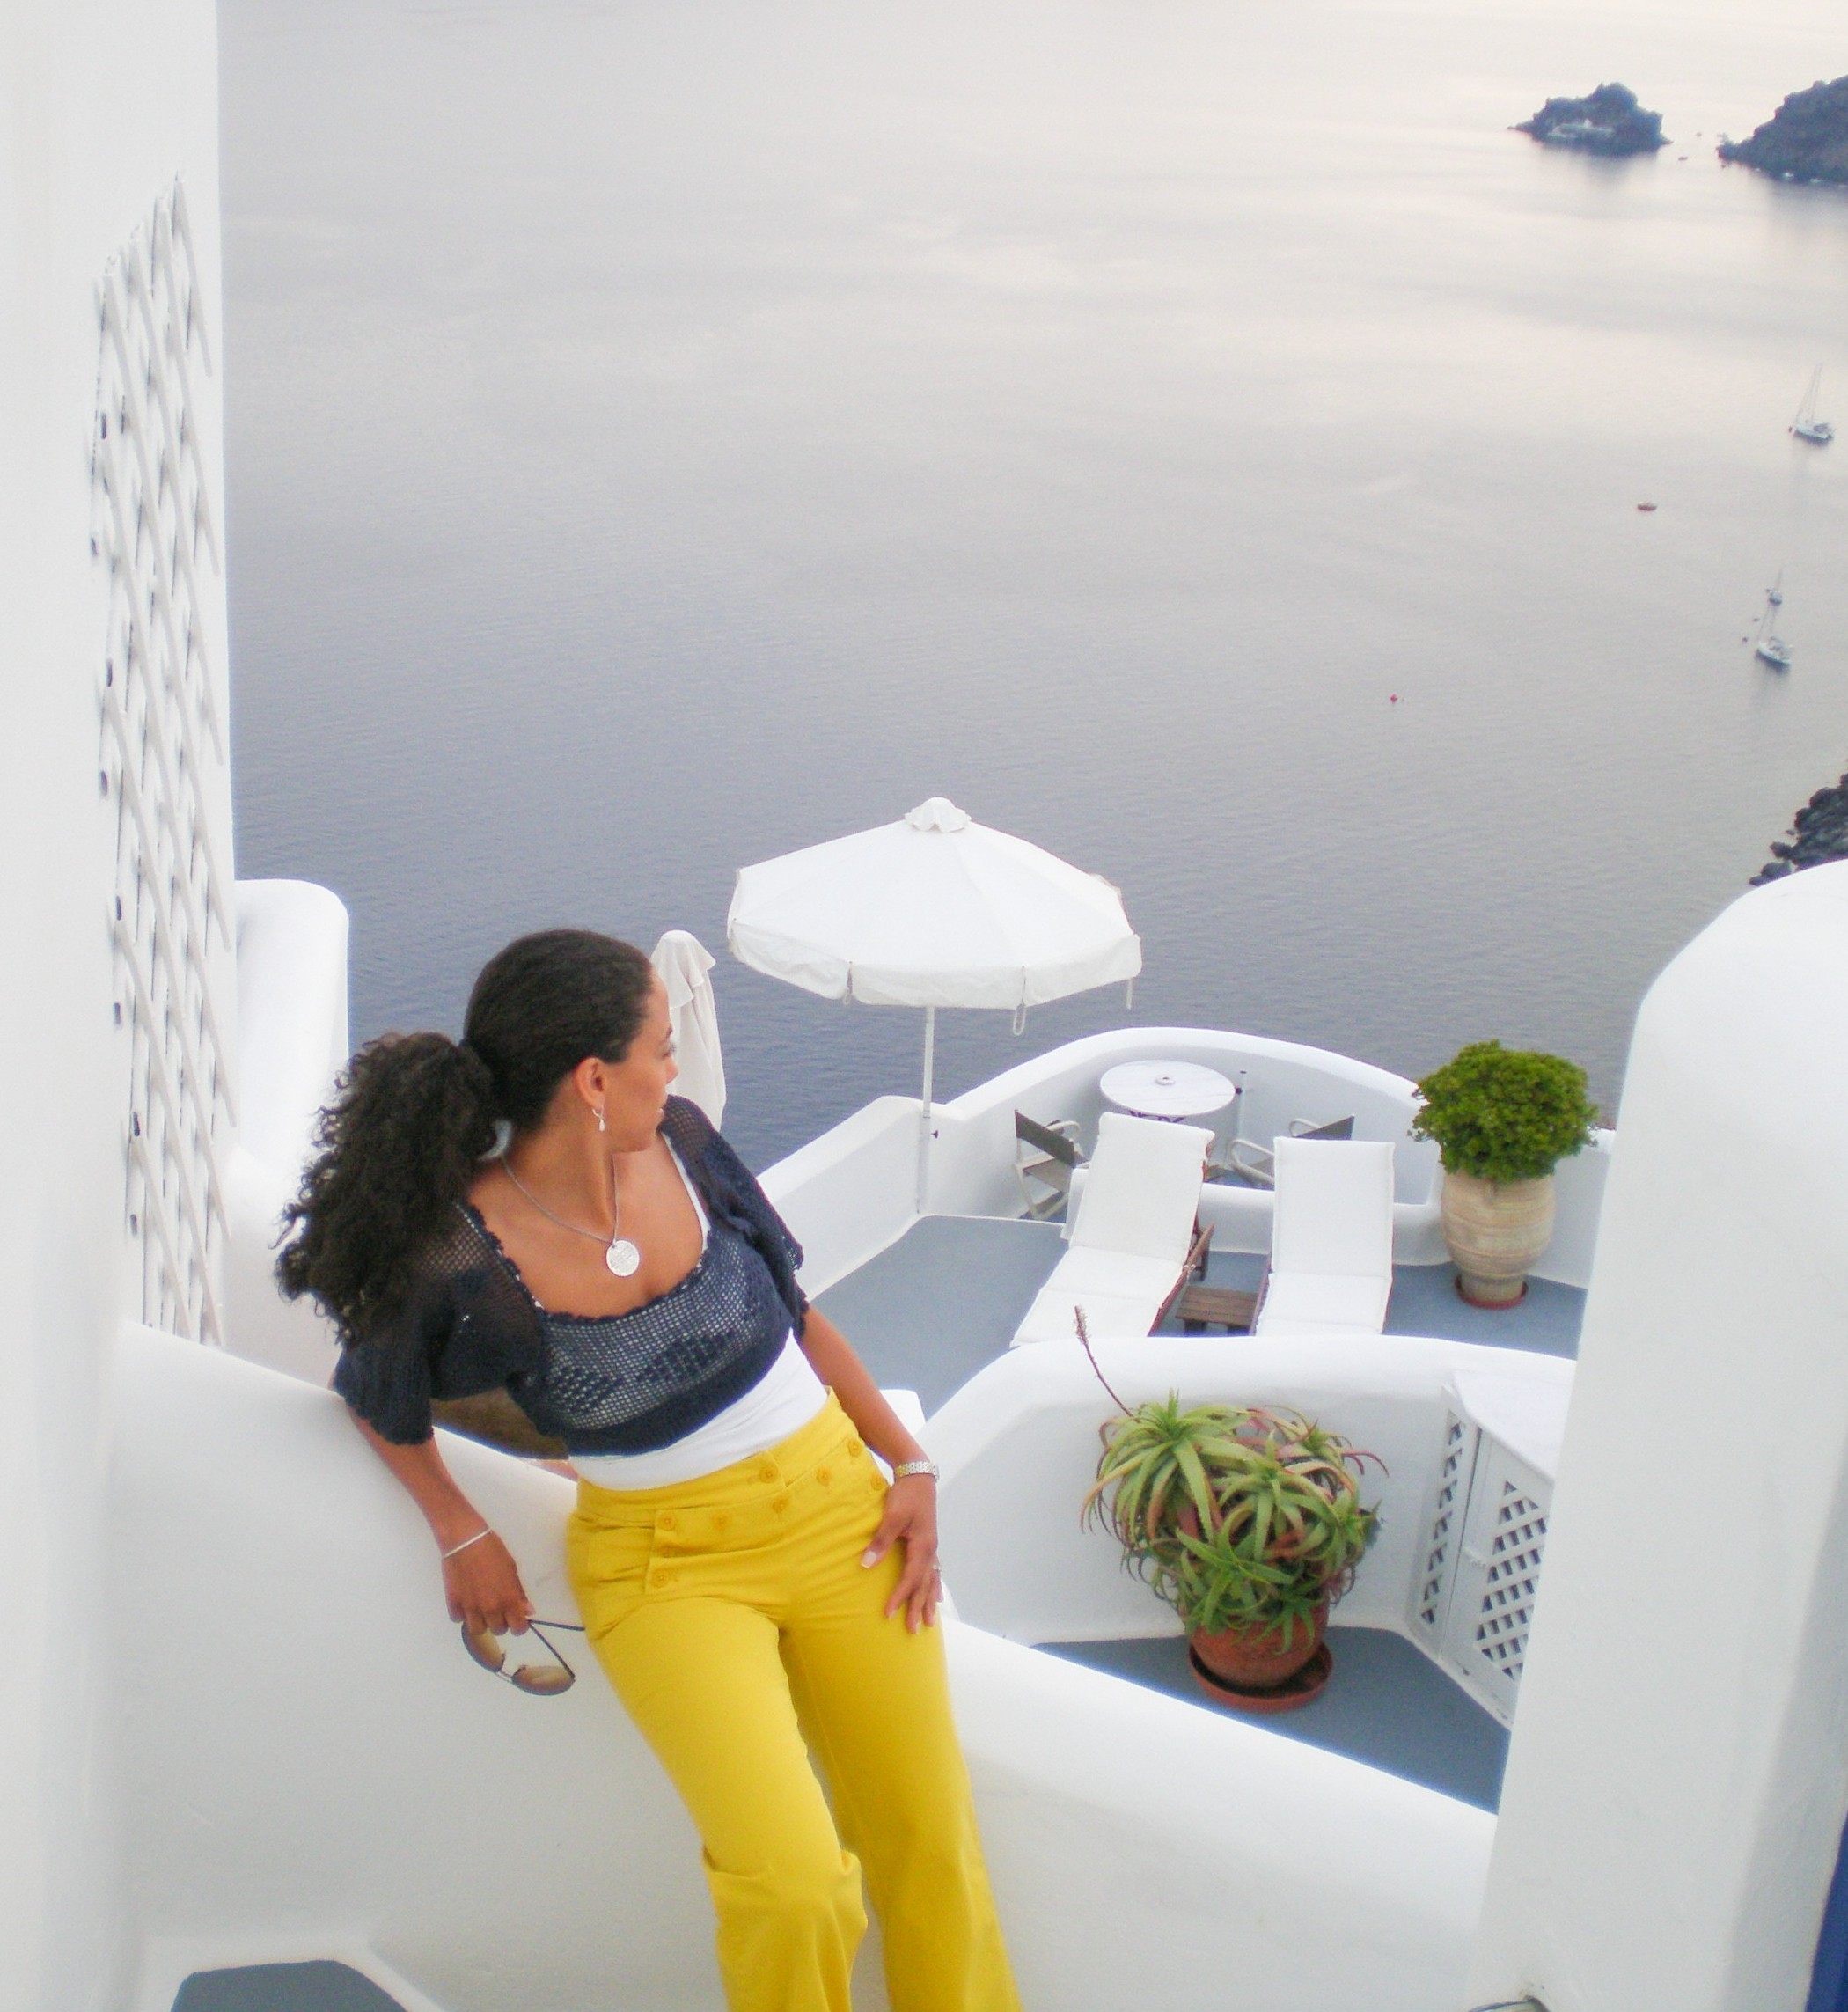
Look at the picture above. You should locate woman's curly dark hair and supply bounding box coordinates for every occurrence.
[277,929,656,1341]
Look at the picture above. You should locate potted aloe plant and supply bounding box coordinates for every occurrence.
[1082,1397,1380,1713]
[1412,1039,1600,1307]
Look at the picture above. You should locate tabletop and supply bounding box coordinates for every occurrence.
[1100,1059,1238,1121]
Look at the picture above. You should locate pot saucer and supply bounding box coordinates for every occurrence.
[1188,1641,1333,1715]
[1455,1274,1529,1310]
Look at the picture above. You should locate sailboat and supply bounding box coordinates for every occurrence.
[1756,574,1794,668]
[1792,365,1835,444]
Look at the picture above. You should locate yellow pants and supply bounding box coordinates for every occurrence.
[567,1394,1022,2012]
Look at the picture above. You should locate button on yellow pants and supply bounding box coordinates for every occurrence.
[567,1393,1021,2012]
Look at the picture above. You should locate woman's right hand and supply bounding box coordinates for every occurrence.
[442,1530,533,1636]
[342,1413,537,1637]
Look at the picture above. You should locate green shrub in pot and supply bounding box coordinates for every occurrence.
[1411,1040,1600,1307]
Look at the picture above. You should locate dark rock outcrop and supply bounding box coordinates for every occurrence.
[1751,774,1848,885]
[1515,84,1668,157]
[1719,77,1848,184]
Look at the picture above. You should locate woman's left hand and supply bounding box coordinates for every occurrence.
[862,1474,941,1632]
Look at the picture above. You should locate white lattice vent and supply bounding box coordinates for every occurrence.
[1414,1410,1472,1636]
[1474,1483,1549,1680]
[92,180,235,1346]
[1407,1405,1554,1728]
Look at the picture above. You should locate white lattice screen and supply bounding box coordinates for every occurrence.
[1409,1406,1553,1727]
[92,181,236,1346]
[1414,1409,1473,1634]
[1474,1472,1550,1686]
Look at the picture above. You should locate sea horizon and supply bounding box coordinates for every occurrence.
[224,0,1848,1163]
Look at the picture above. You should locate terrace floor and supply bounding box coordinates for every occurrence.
[1042,1626,1509,1810]
[173,1966,401,2011]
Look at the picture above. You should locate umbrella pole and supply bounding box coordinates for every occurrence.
[916,1006,936,1214]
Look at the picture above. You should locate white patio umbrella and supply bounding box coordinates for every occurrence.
[650,929,727,1127]
[727,797,1141,1207]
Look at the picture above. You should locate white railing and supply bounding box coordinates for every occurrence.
[764,1026,1614,1296]
[93,180,235,1347]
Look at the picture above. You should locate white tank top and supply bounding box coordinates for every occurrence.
[569,1145,826,1491]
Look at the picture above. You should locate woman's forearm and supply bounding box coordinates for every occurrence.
[352,1411,488,1551]
[797,1307,929,1469]
[350,1409,534,1635]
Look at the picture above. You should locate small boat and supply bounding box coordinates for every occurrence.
[1755,575,1793,668]
[1792,366,1834,444]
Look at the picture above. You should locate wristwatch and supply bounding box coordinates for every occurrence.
[891,1459,939,1483]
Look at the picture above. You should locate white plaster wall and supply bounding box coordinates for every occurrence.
[113,1329,718,2012]
[1468,862,1848,2012]
[0,1,225,2002]
[225,878,350,1384]
[951,1626,1492,2012]
[115,1326,1488,2012]
[760,1093,920,1294]
[231,882,348,1178]
[1538,1127,1614,1289]
[929,1332,1573,1646]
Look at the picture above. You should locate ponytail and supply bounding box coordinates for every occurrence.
[278,929,656,1340]
[277,1032,497,1340]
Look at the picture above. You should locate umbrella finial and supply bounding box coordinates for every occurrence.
[906,797,971,833]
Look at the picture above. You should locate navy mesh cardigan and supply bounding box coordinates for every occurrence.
[332,1096,809,1451]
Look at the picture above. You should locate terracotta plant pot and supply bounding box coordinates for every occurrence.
[1190,1640,1334,1715]
[1440,1169,1555,1307]
[1190,1602,1328,1692]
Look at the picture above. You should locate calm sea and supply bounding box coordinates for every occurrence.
[223,0,1848,1166]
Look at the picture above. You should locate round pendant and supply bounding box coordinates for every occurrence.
[605,1238,642,1278]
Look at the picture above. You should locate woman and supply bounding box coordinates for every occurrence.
[279,929,1021,2012]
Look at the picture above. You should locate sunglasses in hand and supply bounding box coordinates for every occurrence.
[460,1617,585,1696]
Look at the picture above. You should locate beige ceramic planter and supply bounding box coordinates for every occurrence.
[1440,1169,1555,1306]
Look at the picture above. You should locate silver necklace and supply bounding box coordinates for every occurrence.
[502,1158,642,1277]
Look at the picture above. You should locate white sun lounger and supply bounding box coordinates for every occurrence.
[1252,1135,1396,1338]
[1012,1112,1214,1346]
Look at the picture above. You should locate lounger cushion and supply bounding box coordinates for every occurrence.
[1013,1281,1165,1347]
[1269,1137,1395,1277]
[1039,1247,1181,1301]
[1013,1247,1184,1345]
[1253,1270,1392,1337]
[1067,1112,1214,1266]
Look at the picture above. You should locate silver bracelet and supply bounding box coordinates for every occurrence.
[441,1526,493,1561]
[891,1460,939,1483]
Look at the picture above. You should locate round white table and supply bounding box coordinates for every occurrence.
[1100,1059,1237,1122]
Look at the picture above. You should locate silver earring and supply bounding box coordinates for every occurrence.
[596,1106,606,1133]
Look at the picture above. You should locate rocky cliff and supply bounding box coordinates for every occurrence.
[1720,77,1848,183]
[1752,775,1848,885]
